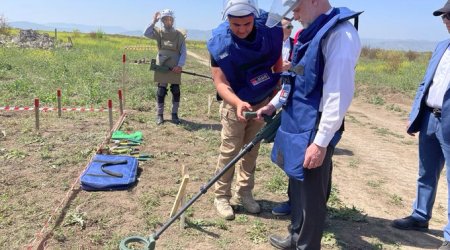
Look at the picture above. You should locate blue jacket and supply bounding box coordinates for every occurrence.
[207,11,283,104]
[408,39,450,144]
[271,8,360,181]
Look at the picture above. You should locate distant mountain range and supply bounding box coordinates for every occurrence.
[9,21,438,52]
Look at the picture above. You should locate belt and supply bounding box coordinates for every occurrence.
[426,106,441,118]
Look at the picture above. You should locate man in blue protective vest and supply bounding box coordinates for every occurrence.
[207,0,283,220]
[257,0,361,248]
[391,1,450,249]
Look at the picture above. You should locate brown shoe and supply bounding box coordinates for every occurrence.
[214,198,235,220]
[231,191,261,214]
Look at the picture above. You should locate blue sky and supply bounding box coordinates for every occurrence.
[1,0,449,41]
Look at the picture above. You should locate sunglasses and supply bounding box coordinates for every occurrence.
[442,13,450,20]
[285,24,293,30]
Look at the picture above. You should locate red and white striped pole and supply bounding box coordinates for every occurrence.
[34,98,40,130]
[122,53,126,108]
[108,99,113,131]
[118,89,123,115]
[57,89,62,117]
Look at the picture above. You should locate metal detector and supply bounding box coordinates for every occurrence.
[119,111,280,250]
[150,59,212,80]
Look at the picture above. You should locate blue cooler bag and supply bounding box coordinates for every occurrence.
[80,154,138,191]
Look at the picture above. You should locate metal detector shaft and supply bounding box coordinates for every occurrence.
[152,131,264,240]
[150,58,212,80]
[180,70,212,80]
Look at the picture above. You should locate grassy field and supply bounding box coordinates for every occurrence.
[0,29,439,249]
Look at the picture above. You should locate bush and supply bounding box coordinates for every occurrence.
[88,29,105,39]
[0,14,11,35]
[72,29,81,38]
[405,50,419,61]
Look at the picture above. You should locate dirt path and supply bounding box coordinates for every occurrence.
[331,99,447,249]
[187,50,210,67]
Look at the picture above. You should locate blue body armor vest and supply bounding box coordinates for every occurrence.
[272,8,361,181]
[207,11,283,104]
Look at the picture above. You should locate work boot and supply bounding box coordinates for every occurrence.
[171,113,181,125]
[231,191,260,214]
[156,114,164,125]
[269,234,295,250]
[214,198,235,220]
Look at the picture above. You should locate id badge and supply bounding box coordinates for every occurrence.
[279,83,291,105]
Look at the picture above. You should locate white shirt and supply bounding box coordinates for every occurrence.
[282,38,292,62]
[270,16,361,147]
[426,46,450,109]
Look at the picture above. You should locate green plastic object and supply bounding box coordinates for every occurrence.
[119,235,155,250]
[112,131,143,143]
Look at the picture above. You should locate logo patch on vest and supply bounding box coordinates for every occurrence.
[250,73,270,86]
[219,52,229,59]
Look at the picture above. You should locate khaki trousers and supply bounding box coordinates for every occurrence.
[214,100,267,199]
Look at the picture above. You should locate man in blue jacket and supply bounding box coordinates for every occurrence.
[257,0,361,248]
[391,1,450,249]
[207,0,283,220]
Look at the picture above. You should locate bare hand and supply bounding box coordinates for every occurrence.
[236,101,252,122]
[172,66,182,73]
[256,104,276,121]
[282,61,291,72]
[303,143,327,169]
[153,12,161,24]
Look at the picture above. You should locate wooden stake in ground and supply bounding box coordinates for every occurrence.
[169,164,189,229]
[121,53,126,109]
[57,89,62,118]
[179,165,188,229]
[34,98,39,130]
[108,100,113,131]
[118,89,124,115]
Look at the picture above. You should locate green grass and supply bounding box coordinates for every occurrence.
[356,47,430,98]
[0,29,214,113]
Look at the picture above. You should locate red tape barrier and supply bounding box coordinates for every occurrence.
[0,106,115,112]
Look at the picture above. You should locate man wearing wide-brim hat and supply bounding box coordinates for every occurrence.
[391,1,450,249]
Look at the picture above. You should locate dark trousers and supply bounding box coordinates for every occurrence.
[289,146,335,250]
[286,160,333,206]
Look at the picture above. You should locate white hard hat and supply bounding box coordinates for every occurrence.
[161,9,175,19]
[266,0,299,28]
[222,0,259,20]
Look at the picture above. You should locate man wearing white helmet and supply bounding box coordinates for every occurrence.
[207,0,283,220]
[144,9,187,125]
[256,0,361,248]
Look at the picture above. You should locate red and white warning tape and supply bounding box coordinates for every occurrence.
[0,106,115,112]
[124,45,152,51]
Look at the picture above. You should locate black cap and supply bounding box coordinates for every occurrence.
[434,0,450,16]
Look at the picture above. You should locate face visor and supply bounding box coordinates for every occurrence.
[266,0,300,27]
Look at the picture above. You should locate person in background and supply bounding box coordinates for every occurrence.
[258,0,361,248]
[144,9,187,125]
[271,17,294,217]
[391,1,450,249]
[207,0,283,220]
